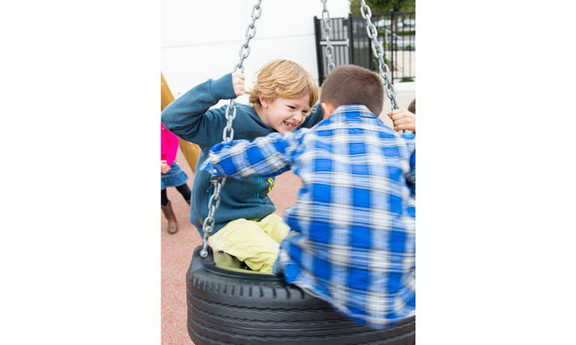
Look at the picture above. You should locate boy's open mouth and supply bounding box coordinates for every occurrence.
[283,121,298,130]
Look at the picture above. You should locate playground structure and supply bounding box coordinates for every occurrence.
[161,73,200,173]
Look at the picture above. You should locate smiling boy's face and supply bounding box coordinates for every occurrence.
[258,94,311,134]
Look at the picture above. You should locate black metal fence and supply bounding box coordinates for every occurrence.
[314,12,415,84]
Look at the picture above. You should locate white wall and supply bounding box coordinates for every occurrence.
[162,0,350,101]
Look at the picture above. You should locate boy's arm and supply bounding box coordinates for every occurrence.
[200,130,306,179]
[404,136,416,196]
[161,74,236,146]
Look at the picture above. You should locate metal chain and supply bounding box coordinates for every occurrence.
[235,1,263,74]
[200,0,263,258]
[359,0,398,111]
[221,0,263,144]
[320,0,335,73]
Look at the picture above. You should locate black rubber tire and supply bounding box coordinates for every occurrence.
[186,246,415,345]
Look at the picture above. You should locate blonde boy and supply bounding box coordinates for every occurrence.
[162,59,323,273]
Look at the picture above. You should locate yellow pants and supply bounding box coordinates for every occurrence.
[208,213,289,273]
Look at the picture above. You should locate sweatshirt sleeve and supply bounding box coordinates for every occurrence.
[200,129,307,179]
[161,73,237,148]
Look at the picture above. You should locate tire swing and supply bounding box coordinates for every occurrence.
[186,1,415,344]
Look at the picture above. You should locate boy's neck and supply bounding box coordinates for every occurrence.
[321,102,336,119]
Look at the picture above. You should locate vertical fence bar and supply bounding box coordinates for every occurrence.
[313,16,325,84]
[334,18,341,67]
[401,13,405,81]
[347,14,355,65]
[407,13,412,79]
[390,10,395,82]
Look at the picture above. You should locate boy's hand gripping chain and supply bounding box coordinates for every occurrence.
[200,0,263,258]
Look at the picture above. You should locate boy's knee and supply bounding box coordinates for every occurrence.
[245,255,277,273]
[208,218,251,251]
[259,214,290,243]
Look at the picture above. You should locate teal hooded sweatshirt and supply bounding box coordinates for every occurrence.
[161,73,323,235]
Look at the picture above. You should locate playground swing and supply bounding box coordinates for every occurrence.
[185,1,415,344]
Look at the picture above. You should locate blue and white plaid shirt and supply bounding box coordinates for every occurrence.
[202,105,415,329]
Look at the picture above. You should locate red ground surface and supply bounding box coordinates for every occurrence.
[161,150,301,345]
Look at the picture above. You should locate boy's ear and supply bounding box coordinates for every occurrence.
[320,102,336,119]
[258,92,270,108]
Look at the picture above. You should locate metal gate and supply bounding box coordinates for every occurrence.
[314,12,415,84]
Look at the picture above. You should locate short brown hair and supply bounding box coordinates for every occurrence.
[248,59,319,112]
[407,99,416,114]
[320,65,383,115]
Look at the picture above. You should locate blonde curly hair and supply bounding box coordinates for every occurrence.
[248,59,319,112]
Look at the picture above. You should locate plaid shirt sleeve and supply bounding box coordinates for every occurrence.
[200,129,308,179]
[403,135,416,196]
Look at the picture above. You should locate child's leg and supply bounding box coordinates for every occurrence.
[160,189,178,234]
[208,218,280,273]
[161,189,169,206]
[175,183,191,205]
[257,213,290,244]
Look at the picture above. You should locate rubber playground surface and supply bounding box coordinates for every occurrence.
[161,150,301,345]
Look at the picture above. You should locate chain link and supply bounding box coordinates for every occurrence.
[200,0,263,258]
[235,1,263,74]
[359,0,398,111]
[320,0,335,73]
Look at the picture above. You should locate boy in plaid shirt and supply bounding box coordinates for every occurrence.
[202,65,415,329]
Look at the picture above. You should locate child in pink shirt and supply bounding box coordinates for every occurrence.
[161,123,191,234]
